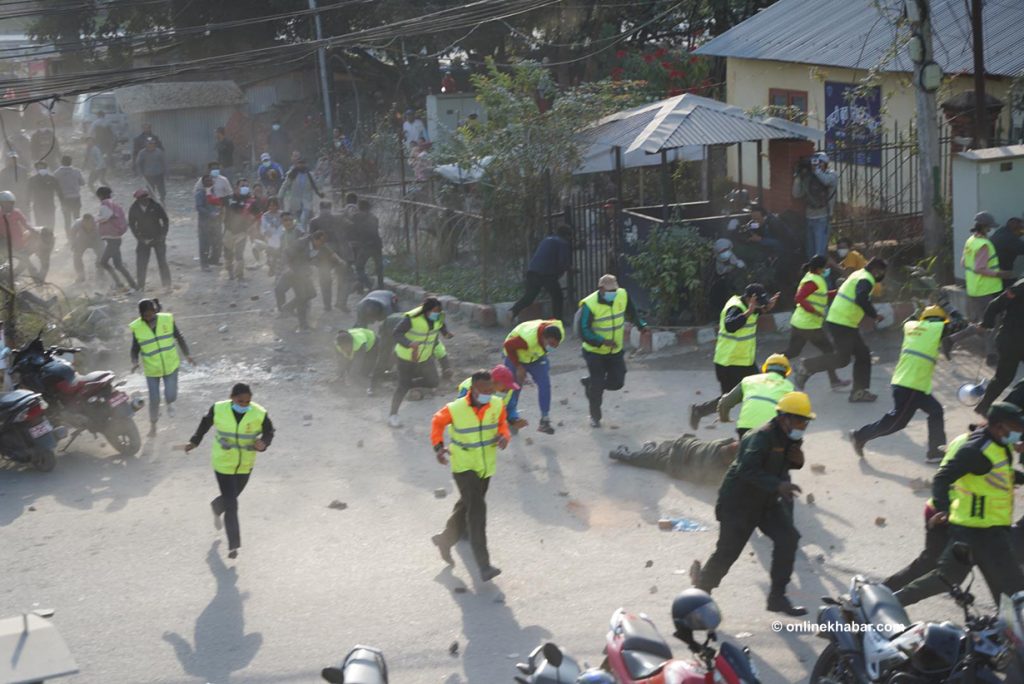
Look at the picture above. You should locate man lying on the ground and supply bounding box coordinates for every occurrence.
[609,434,739,484]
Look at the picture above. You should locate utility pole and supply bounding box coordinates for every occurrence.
[970,0,987,147]
[907,0,944,262]
[309,0,334,135]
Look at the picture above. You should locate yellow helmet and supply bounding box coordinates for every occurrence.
[776,391,816,419]
[920,304,949,322]
[761,353,791,377]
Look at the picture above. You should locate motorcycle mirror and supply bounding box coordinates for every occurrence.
[542,642,563,668]
[321,666,344,683]
[952,542,974,566]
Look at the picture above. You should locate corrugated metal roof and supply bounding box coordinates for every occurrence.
[695,0,1024,78]
[115,81,245,114]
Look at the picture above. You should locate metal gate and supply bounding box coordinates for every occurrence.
[561,195,621,306]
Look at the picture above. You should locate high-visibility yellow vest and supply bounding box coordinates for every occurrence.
[963,234,1002,297]
[210,400,268,475]
[457,377,513,406]
[938,432,1014,528]
[737,372,795,430]
[394,306,441,363]
[580,290,627,355]
[336,328,376,359]
[506,319,565,364]
[827,269,876,328]
[129,313,181,378]
[891,319,943,394]
[447,395,503,478]
[790,272,828,331]
[713,295,759,367]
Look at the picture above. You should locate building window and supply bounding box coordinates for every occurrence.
[769,88,808,122]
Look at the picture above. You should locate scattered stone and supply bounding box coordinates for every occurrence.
[217,324,228,333]
[507,653,519,659]
[609,424,620,430]
[815,554,826,564]
[735,632,753,639]
[228,303,237,308]
[449,641,459,655]
[27,506,36,512]
[810,464,826,474]
[250,295,260,301]
[657,519,673,531]
[806,493,815,505]
[453,587,467,594]
[875,517,887,527]
[649,585,658,594]
[557,491,569,497]
[557,421,563,427]
[303,413,313,421]
[909,477,931,490]
[356,440,363,448]
[434,488,447,499]
[524,437,534,446]
[644,560,654,568]
[327,500,348,510]
[559,398,568,405]
[695,390,702,395]
[493,595,505,604]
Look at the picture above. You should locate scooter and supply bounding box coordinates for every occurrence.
[322,645,387,684]
[0,388,65,471]
[603,601,761,683]
[11,331,143,457]
[811,543,1014,683]
[515,642,614,683]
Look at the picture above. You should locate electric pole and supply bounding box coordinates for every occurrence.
[907,0,944,262]
[309,0,334,135]
[970,0,987,147]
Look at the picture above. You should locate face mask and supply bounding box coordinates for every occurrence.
[999,430,1022,446]
[822,268,831,278]
[427,311,441,322]
[232,403,250,413]
[543,343,555,353]
[272,124,281,131]
[787,428,805,441]
[837,248,849,258]
[717,250,733,262]
[211,169,220,177]
[239,186,250,196]
[261,160,270,167]
[474,392,492,404]
[601,290,617,304]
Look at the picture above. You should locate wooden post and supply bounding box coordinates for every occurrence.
[755,139,764,201]
[737,142,744,188]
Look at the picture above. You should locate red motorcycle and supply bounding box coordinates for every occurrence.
[603,590,760,684]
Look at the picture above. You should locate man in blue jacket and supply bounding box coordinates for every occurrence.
[510,225,571,323]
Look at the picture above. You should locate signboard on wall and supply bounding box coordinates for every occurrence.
[824,81,882,167]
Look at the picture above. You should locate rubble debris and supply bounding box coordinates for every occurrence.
[434,488,447,499]
[449,641,459,656]
[327,500,348,510]
[810,464,826,474]
[875,517,887,527]
[806,493,815,505]
[644,560,653,568]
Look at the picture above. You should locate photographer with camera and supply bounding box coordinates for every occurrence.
[792,152,837,259]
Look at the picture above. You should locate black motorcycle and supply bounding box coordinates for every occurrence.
[0,388,64,471]
[11,332,143,458]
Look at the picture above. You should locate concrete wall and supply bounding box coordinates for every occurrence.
[724,57,1013,197]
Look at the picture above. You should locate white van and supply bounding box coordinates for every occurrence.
[71,92,129,140]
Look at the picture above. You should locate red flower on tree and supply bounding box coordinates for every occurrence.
[615,49,627,59]
[654,47,668,58]
[689,55,700,65]
[611,66,625,80]
[642,53,655,64]
[660,61,672,70]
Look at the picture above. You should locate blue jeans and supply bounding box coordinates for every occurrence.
[503,355,552,419]
[146,369,179,422]
[805,216,830,258]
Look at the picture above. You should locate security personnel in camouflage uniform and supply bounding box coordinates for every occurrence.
[851,305,962,461]
[894,402,1024,606]
[717,353,794,438]
[693,392,815,616]
[609,435,739,484]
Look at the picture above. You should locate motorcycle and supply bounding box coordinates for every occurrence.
[515,642,613,683]
[811,543,1015,683]
[322,645,387,683]
[0,388,65,471]
[10,332,143,458]
[603,599,761,683]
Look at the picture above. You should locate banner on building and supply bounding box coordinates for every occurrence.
[824,81,882,167]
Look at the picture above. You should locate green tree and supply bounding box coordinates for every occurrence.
[626,223,713,324]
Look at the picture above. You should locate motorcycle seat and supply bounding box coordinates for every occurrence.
[621,650,668,680]
[859,583,911,637]
[67,371,114,394]
[0,389,36,412]
[620,614,674,660]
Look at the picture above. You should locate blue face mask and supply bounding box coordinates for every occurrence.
[601,290,617,304]
[211,169,220,178]
[1000,430,1022,446]
[475,392,492,404]
[787,428,805,441]
[427,311,441,322]
[822,268,831,278]
[232,403,251,414]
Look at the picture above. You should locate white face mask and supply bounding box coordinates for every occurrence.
[718,250,733,262]
[837,248,849,258]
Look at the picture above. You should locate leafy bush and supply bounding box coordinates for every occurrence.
[627,224,713,325]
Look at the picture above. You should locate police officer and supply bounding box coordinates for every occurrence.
[717,353,794,438]
[503,319,564,434]
[693,392,814,616]
[894,402,1024,607]
[976,278,1024,415]
[129,298,193,437]
[335,328,381,394]
[578,274,647,428]
[690,283,779,429]
[388,296,453,427]
[430,369,511,582]
[795,257,888,402]
[850,305,961,461]
[184,383,275,559]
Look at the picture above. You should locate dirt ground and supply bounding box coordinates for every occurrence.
[2,161,1022,683]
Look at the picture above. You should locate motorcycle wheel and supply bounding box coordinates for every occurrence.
[809,643,853,684]
[31,447,56,472]
[104,418,141,457]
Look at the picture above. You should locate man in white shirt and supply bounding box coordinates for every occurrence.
[192,161,233,198]
[402,109,428,151]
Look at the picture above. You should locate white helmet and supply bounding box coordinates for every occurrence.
[0,190,16,203]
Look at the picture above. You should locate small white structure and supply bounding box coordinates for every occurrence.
[426,93,487,147]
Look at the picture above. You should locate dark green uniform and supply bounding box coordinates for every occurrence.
[696,419,802,596]
[611,435,736,483]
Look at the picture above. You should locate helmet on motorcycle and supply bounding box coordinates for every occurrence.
[671,588,721,633]
[0,190,16,204]
[575,670,615,684]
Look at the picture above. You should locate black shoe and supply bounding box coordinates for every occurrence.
[432,534,454,566]
[227,549,238,559]
[480,565,502,582]
[689,404,700,430]
[926,448,944,463]
[589,416,601,428]
[537,418,555,435]
[609,445,632,461]
[767,594,807,616]
[848,429,865,458]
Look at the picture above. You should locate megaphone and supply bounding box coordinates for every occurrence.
[958,379,989,407]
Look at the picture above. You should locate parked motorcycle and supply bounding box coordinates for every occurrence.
[603,589,761,684]
[515,642,614,683]
[811,543,1017,683]
[10,332,143,458]
[0,388,65,471]
[322,645,388,684]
